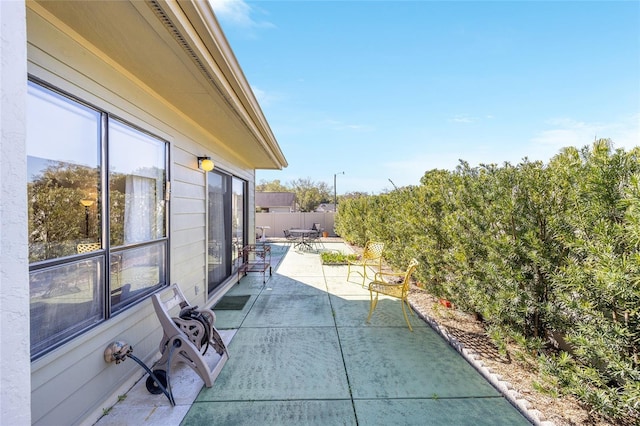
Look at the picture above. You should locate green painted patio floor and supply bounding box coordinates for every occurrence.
[182,243,530,426]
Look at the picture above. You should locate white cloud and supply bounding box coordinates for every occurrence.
[321,119,373,132]
[250,85,282,107]
[449,114,477,124]
[531,114,639,152]
[209,0,274,30]
[449,114,495,124]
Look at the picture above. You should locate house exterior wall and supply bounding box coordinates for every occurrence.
[269,206,294,213]
[0,2,31,425]
[26,4,261,425]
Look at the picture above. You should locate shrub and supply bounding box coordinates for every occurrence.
[334,140,640,422]
[320,251,358,265]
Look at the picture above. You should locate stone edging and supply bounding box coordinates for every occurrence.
[411,304,555,426]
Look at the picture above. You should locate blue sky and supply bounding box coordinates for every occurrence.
[210,0,639,194]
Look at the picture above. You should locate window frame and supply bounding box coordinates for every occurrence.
[206,169,248,296]
[27,77,170,359]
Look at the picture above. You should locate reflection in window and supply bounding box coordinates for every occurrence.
[109,120,166,247]
[232,177,245,263]
[30,258,104,356]
[207,171,229,294]
[110,243,165,312]
[26,81,101,262]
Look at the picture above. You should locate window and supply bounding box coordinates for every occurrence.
[108,120,167,311]
[27,79,168,359]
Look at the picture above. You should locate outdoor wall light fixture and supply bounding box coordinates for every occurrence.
[198,156,215,172]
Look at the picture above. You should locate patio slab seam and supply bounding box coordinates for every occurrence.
[324,267,360,425]
[411,307,553,426]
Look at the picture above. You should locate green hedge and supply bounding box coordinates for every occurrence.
[335,140,640,421]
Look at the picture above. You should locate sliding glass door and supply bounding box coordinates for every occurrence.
[207,171,246,295]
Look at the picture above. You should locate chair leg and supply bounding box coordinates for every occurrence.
[360,265,368,287]
[405,299,415,316]
[367,291,379,323]
[401,299,413,331]
[347,263,365,285]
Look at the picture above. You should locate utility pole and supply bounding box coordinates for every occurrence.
[334,171,344,211]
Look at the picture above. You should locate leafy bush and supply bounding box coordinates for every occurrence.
[320,251,358,265]
[335,140,640,422]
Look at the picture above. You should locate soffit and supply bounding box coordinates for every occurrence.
[33,0,286,170]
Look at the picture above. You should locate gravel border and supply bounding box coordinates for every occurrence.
[411,304,556,426]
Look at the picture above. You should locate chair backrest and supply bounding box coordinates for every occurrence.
[77,242,101,254]
[312,223,321,231]
[401,258,420,293]
[363,241,385,261]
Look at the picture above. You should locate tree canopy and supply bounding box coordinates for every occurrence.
[256,177,332,212]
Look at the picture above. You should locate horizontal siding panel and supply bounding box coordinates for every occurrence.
[172,196,205,215]
[173,213,205,232]
[172,145,197,166]
[32,302,161,424]
[172,180,205,200]
[173,238,204,259]
[172,226,204,248]
[172,162,204,186]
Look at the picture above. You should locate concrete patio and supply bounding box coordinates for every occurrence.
[95,241,532,425]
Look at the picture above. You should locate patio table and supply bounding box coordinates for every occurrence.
[256,225,270,242]
[289,229,316,250]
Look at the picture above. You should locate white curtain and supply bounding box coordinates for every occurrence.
[124,176,156,244]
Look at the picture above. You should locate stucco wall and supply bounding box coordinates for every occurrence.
[0,1,31,425]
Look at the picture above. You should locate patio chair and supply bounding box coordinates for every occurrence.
[306,227,322,250]
[77,242,101,253]
[367,258,419,331]
[283,229,296,246]
[347,241,385,286]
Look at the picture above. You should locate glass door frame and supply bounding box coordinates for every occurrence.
[206,169,247,296]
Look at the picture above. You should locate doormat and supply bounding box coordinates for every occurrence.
[214,295,251,310]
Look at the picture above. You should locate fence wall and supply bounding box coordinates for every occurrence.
[255,212,337,238]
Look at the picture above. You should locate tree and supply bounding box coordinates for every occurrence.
[28,161,100,261]
[256,179,289,192]
[289,178,332,212]
[340,191,370,201]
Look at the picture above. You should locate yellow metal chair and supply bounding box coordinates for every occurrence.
[367,258,419,331]
[77,242,101,254]
[347,241,385,286]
